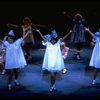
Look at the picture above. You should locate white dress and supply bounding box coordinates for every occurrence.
[42,39,65,72]
[4,38,27,69]
[89,32,100,68]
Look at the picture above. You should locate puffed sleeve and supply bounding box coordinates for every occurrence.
[16,38,23,45]
[3,41,9,46]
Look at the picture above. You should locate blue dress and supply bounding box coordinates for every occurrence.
[71,21,86,43]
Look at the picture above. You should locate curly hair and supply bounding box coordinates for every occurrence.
[74,13,82,21]
[22,17,31,24]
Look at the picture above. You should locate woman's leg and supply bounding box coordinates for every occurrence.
[23,43,32,60]
[92,68,99,85]
[75,42,83,60]
[7,69,13,90]
[1,62,6,75]
[14,68,20,86]
[49,72,57,91]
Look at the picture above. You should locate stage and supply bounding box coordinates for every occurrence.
[0,43,100,100]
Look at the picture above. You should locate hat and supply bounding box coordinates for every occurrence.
[8,30,15,36]
[43,34,51,41]
[51,29,58,38]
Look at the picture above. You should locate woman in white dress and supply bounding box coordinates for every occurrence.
[0,29,31,90]
[35,28,72,92]
[85,27,100,85]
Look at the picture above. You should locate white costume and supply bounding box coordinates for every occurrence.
[90,32,100,68]
[4,38,27,69]
[42,39,65,72]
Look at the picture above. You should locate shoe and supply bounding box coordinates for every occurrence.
[53,87,57,91]
[8,84,12,91]
[62,68,67,74]
[76,55,80,60]
[14,80,20,86]
[49,85,57,92]
[49,86,54,92]
[24,52,27,56]
[91,80,96,85]
[1,69,6,75]
[27,56,32,60]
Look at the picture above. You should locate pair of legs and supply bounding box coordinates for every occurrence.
[23,43,32,61]
[92,68,100,85]
[7,68,20,90]
[74,42,83,60]
[49,72,57,92]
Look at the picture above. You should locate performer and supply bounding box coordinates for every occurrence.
[35,28,72,92]
[61,42,81,74]
[63,12,86,60]
[85,27,100,85]
[0,29,31,90]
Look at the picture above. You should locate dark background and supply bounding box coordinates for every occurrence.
[0,1,100,42]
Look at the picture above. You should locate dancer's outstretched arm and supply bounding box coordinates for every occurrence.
[61,30,72,41]
[84,27,96,39]
[33,28,45,40]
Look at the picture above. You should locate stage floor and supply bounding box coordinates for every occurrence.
[0,45,100,99]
